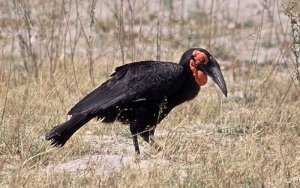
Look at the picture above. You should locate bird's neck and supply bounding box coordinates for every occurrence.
[168,69,200,107]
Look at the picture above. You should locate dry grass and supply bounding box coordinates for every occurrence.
[1,0,300,187]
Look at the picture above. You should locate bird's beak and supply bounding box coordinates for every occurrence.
[197,57,227,97]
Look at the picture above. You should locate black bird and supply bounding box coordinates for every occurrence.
[46,48,227,154]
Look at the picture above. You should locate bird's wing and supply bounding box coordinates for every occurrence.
[68,61,185,116]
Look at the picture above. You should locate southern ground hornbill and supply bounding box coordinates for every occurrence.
[46,48,227,154]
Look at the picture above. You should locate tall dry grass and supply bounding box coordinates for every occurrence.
[0,0,300,187]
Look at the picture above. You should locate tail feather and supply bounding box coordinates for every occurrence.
[46,115,93,147]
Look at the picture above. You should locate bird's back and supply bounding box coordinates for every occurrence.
[68,61,186,117]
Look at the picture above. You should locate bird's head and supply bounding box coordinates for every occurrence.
[179,48,227,97]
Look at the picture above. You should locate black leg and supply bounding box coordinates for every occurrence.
[132,134,140,155]
[130,124,140,154]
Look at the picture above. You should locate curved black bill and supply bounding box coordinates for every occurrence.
[197,57,227,97]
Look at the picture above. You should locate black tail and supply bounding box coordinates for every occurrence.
[46,115,94,147]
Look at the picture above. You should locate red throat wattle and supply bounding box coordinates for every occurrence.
[189,50,208,86]
[189,60,207,86]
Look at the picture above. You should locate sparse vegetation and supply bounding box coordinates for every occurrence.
[283,0,300,85]
[0,0,300,187]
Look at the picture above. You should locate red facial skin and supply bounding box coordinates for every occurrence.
[189,50,209,86]
[192,50,208,65]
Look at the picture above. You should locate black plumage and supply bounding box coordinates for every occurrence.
[46,48,227,154]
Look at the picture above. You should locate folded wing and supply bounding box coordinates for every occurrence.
[68,61,185,116]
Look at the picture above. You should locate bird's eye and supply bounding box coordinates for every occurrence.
[192,50,208,65]
[199,58,204,64]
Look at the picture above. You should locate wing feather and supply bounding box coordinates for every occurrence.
[68,61,185,116]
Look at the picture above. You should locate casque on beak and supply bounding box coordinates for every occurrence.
[197,56,227,97]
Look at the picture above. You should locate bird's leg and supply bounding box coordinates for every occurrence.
[132,134,140,155]
[141,130,162,152]
[130,125,140,154]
